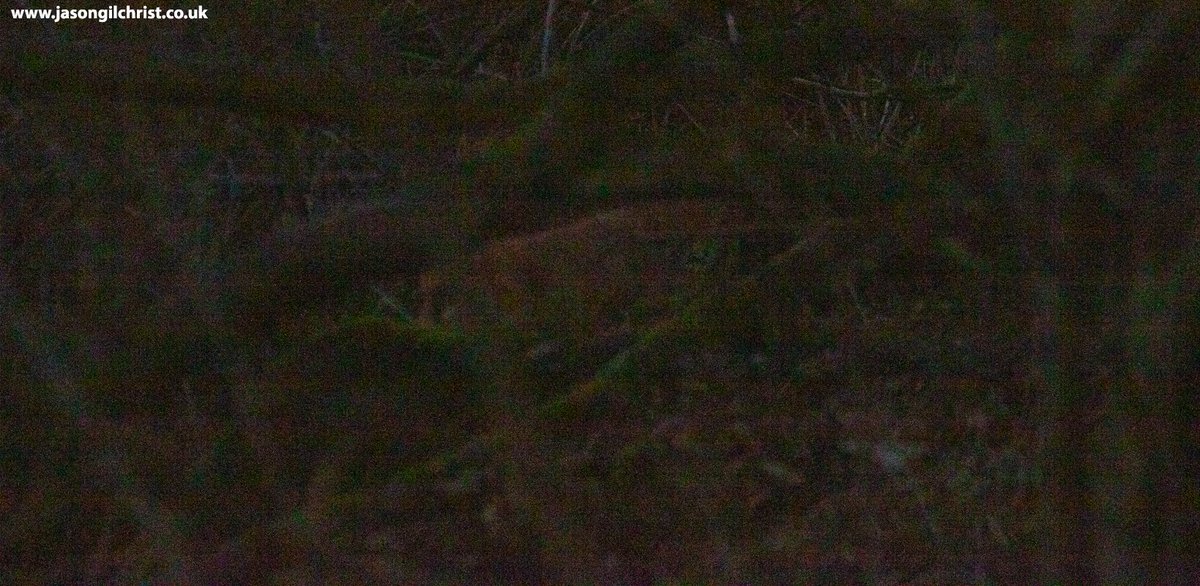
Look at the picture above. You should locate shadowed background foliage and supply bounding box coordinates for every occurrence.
[2,0,1196,582]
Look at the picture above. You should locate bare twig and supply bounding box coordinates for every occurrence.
[724,8,740,46]
[564,2,593,52]
[541,0,559,77]
[792,76,884,99]
[401,0,446,50]
[674,102,704,132]
[454,7,528,78]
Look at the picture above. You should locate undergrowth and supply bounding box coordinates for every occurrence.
[3,1,1197,583]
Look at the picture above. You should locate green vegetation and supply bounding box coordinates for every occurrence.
[2,1,1196,582]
